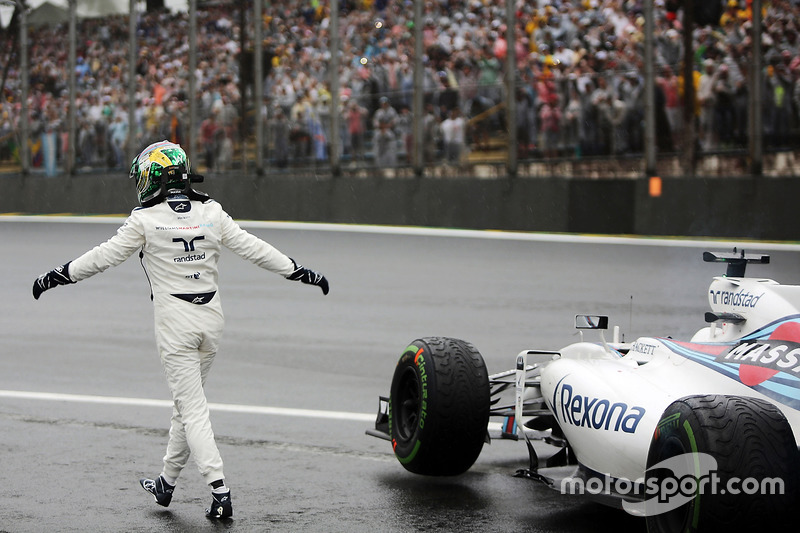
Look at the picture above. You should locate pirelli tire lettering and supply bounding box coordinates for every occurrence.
[388,337,490,476]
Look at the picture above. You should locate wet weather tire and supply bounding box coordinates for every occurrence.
[645,394,799,533]
[389,337,490,476]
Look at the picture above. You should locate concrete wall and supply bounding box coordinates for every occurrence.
[634,177,800,241]
[1,172,797,241]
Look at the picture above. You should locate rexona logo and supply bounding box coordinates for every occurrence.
[554,382,646,433]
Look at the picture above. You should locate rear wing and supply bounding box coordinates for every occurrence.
[703,249,769,278]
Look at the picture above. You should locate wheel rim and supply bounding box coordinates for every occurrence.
[650,436,692,531]
[395,367,421,441]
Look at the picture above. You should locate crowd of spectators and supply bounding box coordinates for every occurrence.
[2,0,800,173]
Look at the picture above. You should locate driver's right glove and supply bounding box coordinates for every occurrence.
[286,258,329,295]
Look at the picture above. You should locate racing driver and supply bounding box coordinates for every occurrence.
[31,140,329,519]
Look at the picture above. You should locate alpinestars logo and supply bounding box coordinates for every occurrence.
[168,199,190,213]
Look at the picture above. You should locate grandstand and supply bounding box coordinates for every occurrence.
[1,0,798,178]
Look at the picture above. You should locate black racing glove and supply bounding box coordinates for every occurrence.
[32,262,75,300]
[286,258,329,295]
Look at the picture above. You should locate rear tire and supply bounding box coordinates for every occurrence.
[645,394,799,533]
[389,337,490,476]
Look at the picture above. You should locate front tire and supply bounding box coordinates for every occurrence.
[389,337,490,476]
[645,394,799,533]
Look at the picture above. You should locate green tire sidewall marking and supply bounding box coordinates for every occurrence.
[397,440,422,464]
[682,419,702,530]
[392,343,423,459]
[657,412,682,433]
[402,344,420,361]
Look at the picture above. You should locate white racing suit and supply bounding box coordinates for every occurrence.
[68,194,294,485]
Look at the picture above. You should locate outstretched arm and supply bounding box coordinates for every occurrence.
[220,210,329,295]
[32,213,145,300]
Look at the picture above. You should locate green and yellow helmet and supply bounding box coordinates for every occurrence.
[130,140,191,206]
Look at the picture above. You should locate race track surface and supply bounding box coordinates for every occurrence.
[3,217,799,532]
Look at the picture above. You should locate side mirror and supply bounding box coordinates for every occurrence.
[575,315,609,330]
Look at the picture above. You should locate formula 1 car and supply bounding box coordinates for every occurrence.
[367,250,800,532]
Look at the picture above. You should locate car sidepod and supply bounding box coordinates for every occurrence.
[539,349,659,486]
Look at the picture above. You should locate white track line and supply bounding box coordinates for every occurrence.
[0,389,375,422]
[2,214,800,250]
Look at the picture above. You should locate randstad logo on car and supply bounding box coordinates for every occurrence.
[709,288,764,308]
[553,381,646,433]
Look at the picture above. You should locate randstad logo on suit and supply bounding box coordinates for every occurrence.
[174,252,206,263]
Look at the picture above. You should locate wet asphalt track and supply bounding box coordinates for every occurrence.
[3,217,800,533]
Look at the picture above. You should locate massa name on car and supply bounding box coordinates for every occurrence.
[719,340,800,373]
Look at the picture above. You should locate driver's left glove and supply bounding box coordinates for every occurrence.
[33,262,75,300]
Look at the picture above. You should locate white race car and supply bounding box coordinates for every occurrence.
[367,250,800,532]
